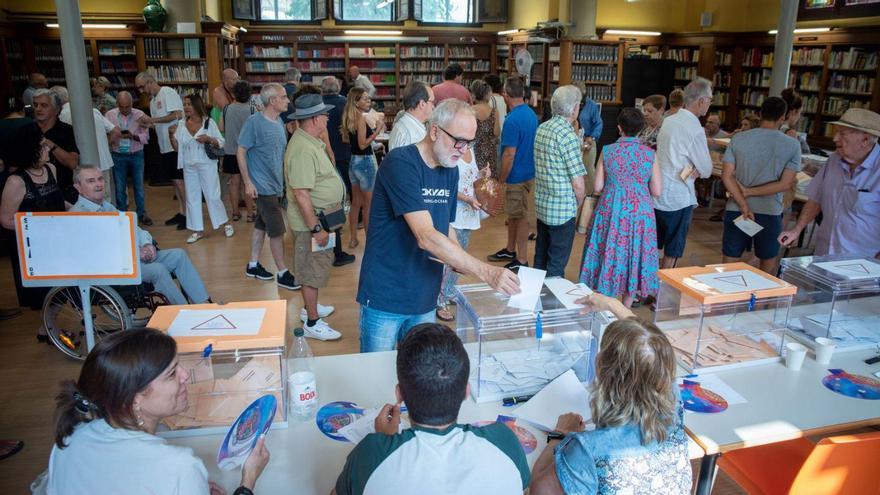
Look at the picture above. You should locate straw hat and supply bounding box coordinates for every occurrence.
[830,108,880,138]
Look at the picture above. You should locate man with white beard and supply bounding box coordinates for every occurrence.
[356,99,521,352]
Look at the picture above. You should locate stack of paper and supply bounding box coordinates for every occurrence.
[337,407,410,444]
[665,325,780,368]
[511,370,591,432]
[790,312,880,344]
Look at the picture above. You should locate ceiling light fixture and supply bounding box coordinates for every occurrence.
[238,26,248,32]
[604,29,662,36]
[769,27,831,34]
[344,30,403,35]
[497,29,520,35]
[46,23,128,29]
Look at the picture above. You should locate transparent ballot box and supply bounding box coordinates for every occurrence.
[148,300,288,437]
[780,255,880,350]
[455,279,600,403]
[655,263,796,373]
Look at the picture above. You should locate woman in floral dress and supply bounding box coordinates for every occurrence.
[580,108,662,308]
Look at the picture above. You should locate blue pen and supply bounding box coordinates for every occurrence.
[536,312,543,350]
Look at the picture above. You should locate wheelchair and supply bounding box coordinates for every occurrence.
[41,282,170,360]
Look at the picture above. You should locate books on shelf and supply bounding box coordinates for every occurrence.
[35,42,92,62]
[293,61,345,71]
[828,48,878,70]
[549,46,560,62]
[627,45,661,59]
[298,47,345,58]
[795,118,812,134]
[740,88,767,107]
[348,46,395,58]
[788,70,822,91]
[667,48,699,63]
[367,74,396,84]
[526,45,545,63]
[573,44,618,63]
[571,64,616,83]
[791,47,825,65]
[822,96,871,117]
[246,61,292,72]
[400,73,441,85]
[580,85,616,102]
[244,45,293,58]
[147,63,206,82]
[712,91,729,106]
[143,38,202,60]
[675,66,697,80]
[743,48,774,67]
[401,60,444,72]
[741,69,772,87]
[802,94,819,114]
[354,60,396,71]
[827,73,874,94]
[713,71,731,88]
[100,60,138,74]
[169,86,208,102]
[98,43,136,56]
[715,51,732,66]
[401,45,444,58]
[458,60,490,72]
[449,46,477,58]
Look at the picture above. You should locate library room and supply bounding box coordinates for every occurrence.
[1,0,879,493]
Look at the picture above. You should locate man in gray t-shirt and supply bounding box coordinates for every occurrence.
[721,96,801,274]
[236,83,300,291]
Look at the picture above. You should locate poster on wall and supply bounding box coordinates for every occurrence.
[479,0,509,23]
[804,0,834,8]
[799,0,880,19]
[233,0,256,20]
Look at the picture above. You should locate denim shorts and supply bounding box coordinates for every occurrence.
[358,305,435,353]
[349,154,378,192]
[722,210,783,260]
[655,206,694,259]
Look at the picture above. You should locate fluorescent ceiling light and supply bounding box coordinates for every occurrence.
[605,29,662,36]
[497,29,520,35]
[238,26,248,32]
[46,23,128,29]
[344,30,402,35]
[769,27,831,34]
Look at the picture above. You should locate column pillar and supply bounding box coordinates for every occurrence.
[769,0,798,96]
[569,0,598,39]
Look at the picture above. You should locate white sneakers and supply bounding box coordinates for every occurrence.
[302,319,342,341]
[224,224,235,237]
[299,304,335,322]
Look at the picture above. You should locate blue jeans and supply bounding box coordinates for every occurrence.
[112,151,146,217]
[359,305,435,353]
[438,228,472,306]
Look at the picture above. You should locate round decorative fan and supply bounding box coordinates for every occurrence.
[514,48,533,83]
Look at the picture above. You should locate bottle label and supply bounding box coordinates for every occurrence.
[291,377,317,407]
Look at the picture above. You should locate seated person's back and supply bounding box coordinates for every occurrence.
[334,323,530,495]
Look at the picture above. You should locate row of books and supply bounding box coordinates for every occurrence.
[828,48,878,70]
[366,74,396,84]
[449,46,480,58]
[572,44,618,63]
[715,52,733,66]
[100,60,138,74]
[146,64,207,82]
[571,64,616,83]
[244,45,293,58]
[791,47,825,66]
[35,43,92,62]
[400,74,441,85]
[743,48,773,67]
[742,69,772,87]
[298,47,346,58]
[789,70,822,91]
[348,46,395,58]
[801,94,820,113]
[675,66,698,80]
[667,48,700,63]
[98,43,136,56]
[355,60,397,71]
[822,97,871,117]
[401,60,445,71]
[526,45,545,63]
[740,88,768,107]
[580,85,616,102]
[795,119,812,134]
[246,61,291,72]
[103,75,135,88]
[169,86,208,102]
[827,73,874,94]
[143,38,202,59]
[458,60,490,72]
[293,61,345,71]
[401,46,444,58]
[711,91,730,106]
[713,71,732,88]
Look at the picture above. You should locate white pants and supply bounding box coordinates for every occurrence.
[183,161,228,231]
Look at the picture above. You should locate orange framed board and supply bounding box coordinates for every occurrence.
[14,211,140,286]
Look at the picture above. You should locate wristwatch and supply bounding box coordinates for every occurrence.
[311,223,323,234]
[547,430,566,443]
[232,487,254,495]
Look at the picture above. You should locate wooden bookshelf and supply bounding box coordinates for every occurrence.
[559,40,623,105]
[96,40,138,94]
[134,33,223,105]
[711,47,735,124]
[667,45,701,87]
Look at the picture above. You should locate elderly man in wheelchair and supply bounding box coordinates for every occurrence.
[43,164,210,358]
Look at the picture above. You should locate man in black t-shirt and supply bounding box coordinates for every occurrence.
[32,89,79,203]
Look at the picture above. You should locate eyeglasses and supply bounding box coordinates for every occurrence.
[437,126,476,151]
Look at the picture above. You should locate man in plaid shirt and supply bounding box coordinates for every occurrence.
[534,85,587,277]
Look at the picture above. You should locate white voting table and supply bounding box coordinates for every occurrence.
[170,349,705,494]
[685,347,880,495]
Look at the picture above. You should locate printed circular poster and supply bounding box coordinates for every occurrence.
[822,369,880,400]
[472,416,538,454]
[217,395,276,471]
[316,401,365,441]
[680,380,729,413]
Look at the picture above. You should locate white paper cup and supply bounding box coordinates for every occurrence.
[814,337,836,364]
[785,342,808,370]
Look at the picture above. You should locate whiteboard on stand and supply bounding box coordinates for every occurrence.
[14,212,141,287]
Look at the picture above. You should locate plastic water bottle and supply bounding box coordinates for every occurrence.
[289,328,318,421]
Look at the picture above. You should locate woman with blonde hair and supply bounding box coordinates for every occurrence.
[341,87,385,248]
[530,293,692,495]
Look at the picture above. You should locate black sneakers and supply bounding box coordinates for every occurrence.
[164,213,185,226]
[504,259,528,271]
[245,263,273,280]
[488,248,516,262]
[333,252,356,267]
[277,270,302,290]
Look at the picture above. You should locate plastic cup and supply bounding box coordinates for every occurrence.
[814,337,836,364]
[785,342,808,370]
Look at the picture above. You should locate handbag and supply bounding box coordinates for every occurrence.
[473,176,505,217]
[317,204,346,232]
[202,119,224,160]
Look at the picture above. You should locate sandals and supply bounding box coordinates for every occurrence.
[435,305,455,322]
[246,213,255,223]
[187,232,205,244]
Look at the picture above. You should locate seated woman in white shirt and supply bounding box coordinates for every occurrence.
[47,328,268,495]
[530,293,692,495]
[171,93,234,244]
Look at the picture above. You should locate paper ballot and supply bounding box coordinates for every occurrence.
[544,278,593,310]
[168,309,266,337]
[511,369,590,432]
[692,269,781,294]
[337,407,410,444]
[508,267,547,311]
[733,215,764,237]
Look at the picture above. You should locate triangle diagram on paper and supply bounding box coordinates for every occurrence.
[716,275,748,288]
[835,263,870,275]
[192,314,236,330]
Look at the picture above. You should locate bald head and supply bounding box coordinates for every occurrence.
[222,69,240,90]
[117,91,134,115]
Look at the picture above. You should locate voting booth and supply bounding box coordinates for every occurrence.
[147,300,288,437]
[455,279,600,403]
[654,263,797,373]
[13,212,141,358]
[780,255,880,350]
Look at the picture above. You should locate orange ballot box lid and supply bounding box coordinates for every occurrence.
[148,300,287,353]
[658,262,797,306]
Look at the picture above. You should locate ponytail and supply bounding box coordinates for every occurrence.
[53,381,102,448]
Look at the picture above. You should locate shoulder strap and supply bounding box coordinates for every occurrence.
[203,118,210,131]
